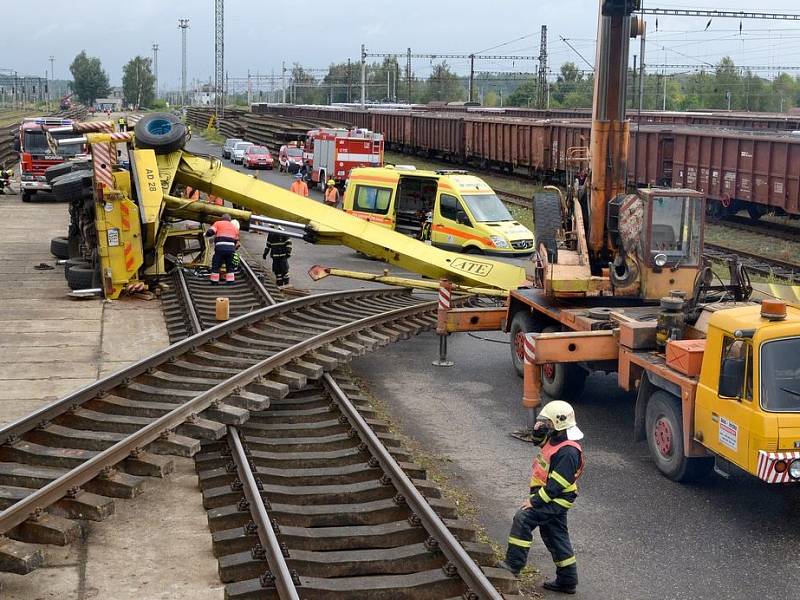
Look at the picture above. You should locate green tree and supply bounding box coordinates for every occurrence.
[423,62,465,102]
[69,51,110,105]
[122,56,155,109]
[507,79,537,106]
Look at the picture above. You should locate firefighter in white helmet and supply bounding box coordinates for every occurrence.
[498,400,584,594]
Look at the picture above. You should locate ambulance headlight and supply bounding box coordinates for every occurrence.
[490,236,509,249]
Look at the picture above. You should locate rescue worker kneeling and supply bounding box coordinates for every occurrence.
[499,400,584,594]
[205,214,240,285]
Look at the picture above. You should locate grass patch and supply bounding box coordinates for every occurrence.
[346,367,543,599]
[198,127,225,145]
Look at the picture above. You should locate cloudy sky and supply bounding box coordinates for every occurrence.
[4,1,800,91]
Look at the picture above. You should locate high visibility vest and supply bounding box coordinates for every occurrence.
[210,219,240,248]
[324,187,339,204]
[290,181,308,196]
[530,439,583,489]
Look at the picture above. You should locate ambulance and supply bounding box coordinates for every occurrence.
[343,166,534,255]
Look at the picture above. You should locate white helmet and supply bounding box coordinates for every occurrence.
[538,400,583,441]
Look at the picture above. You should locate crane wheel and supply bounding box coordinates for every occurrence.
[134,113,187,154]
[50,236,70,259]
[533,189,560,264]
[66,265,98,291]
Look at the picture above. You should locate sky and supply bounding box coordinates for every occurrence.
[3,1,800,91]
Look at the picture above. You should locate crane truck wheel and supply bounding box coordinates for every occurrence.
[64,258,91,280]
[52,171,93,203]
[50,236,70,259]
[533,190,560,264]
[645,390,715,482]
[134,113,187,154]
[538,326,587,400]
[66,265,98,291]
[45,161,75,183]
[509,311,544,377]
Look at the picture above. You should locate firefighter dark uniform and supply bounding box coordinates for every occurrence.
[264,232,292,287]
[501,400,584,594]
[205,215,240,284]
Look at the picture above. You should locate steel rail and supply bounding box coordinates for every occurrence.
[176,268,203,335]
[238,256,277,306]
[0,296,437,534]
[0,288,410,447]
[322,373,503,600]
[228,426,300,600]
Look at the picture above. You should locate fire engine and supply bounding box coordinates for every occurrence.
[16,117,87,202]
[305,127,384,190]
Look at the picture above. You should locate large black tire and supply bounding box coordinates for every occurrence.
[509,310,545,377]
[539,326,588,400]
[64,258,91,280]
[645,390,715,482]
[134,113,187,154]
[50,236,70,259]
[52,171,93,203]
[44,160,90,183]
[66,265,98,290]
[21,191,33,202]
[533,190,561,264]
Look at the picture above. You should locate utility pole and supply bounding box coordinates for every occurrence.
[468,53,475,102]
[152,44,159,98]
[662,47,667,111]
[347,58,352,103]
[178,18,190,106]
[406,48,412,103]
[48,56,54,110]
[247,70,252,106]
[214,0,224,119]
[537,25,548,109]
[281,61,286,103]
[360,44,367,108]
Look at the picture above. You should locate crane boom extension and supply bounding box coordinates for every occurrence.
[171,151,528,291]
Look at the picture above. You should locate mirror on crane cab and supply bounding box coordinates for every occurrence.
[637,188,705,299]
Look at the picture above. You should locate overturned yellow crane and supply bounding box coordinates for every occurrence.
[54,114,527,299]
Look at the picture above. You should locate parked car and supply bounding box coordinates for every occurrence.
[243,145,274,170]
[231,141,254,164]
[278,144,305,173]
[222,137,242,160]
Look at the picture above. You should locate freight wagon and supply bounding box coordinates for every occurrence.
[253,104,800,218]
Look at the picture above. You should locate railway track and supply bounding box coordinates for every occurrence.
[0,287,442,577]
[168,248,514,598]
[161,255,286,343]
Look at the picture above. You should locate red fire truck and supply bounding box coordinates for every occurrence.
[305,127,384,190]
[17,117,87,202]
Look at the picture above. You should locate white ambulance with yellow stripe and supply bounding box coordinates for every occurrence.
[343,166,534,256]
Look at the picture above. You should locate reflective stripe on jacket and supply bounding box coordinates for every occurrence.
[530,439,584,509]
[208,219,240,248]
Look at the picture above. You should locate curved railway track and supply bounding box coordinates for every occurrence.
[170,252,514,597]
[0,287,442,576]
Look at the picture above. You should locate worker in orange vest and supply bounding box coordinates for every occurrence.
[204,214,240,285]
[324,179,340,208]
[498,400,584,595]
[289,172,309,197]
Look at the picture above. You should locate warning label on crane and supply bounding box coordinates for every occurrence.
[719,417,738,451]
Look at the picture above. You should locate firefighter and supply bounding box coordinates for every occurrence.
[290,172,309,197]
[324,179,340,208]
[498,400,584,595]
[263,228,292,287]
[205,214,240,285]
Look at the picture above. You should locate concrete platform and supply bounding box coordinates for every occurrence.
[0,191,221,599]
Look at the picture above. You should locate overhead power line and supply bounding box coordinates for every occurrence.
[638,9,800,21]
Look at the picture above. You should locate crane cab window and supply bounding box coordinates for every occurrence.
[760,338,800,412]
[720,337,753,401]
[354,185,392,215]
[649,195,703,267]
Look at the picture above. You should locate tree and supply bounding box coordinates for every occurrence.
[423,62,465,103]
[507,80,538,106]
[69,51,110,105]
[122,56,155,109]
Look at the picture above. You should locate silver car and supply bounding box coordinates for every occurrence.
[222,137,242,160]
[231,141,253,164]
